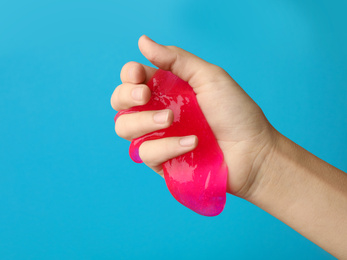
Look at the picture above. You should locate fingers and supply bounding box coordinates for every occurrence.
[139,135,198,171]
[120,61,157,84]
[138,35,228,89]
[111,61,157,111]
[110,83,151,111]
[115,109,173,140]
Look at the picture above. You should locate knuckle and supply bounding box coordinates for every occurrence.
[147,51,159,64]
[115,117,131,140]
[139,141,160,167]
[114,123,124,138]
[163,138,173,153]
[111,99,120,111]
[205,65,229,83]
[110,96,116,110]
[138,142,150,164]
[113,83,135,111]
[118,86,128,105]
[212,65,228,77]
[111,86,122,111]
[139,137,178,168]
[121,61,136,75]
[146,49,163,66]
[167,45,180,52]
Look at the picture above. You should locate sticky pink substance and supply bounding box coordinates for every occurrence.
[115,69,227,216]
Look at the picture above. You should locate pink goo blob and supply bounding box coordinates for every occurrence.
[115,69,227,216]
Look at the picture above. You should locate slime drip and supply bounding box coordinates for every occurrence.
[115,69,227,216]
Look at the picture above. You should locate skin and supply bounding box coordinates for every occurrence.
[110,35,347,258]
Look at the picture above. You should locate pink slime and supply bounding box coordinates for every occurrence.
[115,69,227,216]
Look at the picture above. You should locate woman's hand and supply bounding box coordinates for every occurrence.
[111,36,347,258]
[110,35,277,198]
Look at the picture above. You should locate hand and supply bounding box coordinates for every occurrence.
[111,36,347,257]
[110,35,277,199]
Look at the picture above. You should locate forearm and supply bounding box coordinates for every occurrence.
[249,131,347,258]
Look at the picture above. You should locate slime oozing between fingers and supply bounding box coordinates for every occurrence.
[115,69,228,216]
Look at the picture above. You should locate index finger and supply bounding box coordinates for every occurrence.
[120,61,157,84]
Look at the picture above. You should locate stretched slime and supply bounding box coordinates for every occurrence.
[115,69,227,216]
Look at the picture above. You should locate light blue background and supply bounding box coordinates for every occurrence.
[0,0,346,259]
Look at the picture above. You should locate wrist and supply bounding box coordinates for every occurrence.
[242,127,283,204]
[233,123,281,201]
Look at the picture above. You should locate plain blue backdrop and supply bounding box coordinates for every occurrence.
[0,0,346,259]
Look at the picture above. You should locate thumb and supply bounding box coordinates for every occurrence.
[138,35,227,90]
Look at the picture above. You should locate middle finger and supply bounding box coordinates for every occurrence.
[115,109,174,140]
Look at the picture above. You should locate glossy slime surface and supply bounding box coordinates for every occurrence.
[115,69,227,216]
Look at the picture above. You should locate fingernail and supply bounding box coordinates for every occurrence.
[179,136,196,147]
[153,110,169,124]
[131,87,143,101]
